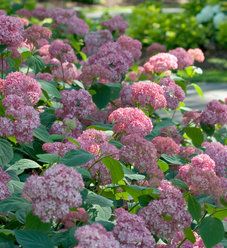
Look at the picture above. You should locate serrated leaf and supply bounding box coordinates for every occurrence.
[37,153,60,164]
[184,227,196,243]
[187,194,201,222]
[85,190,113,207]
[158,159,169,172]
[0,196,31,213]
[38,80,61,99]
[25,212,51,232]
[185,127,204,147]
[6,159,40,175]
[33,125,53,143]
[0,139,14,165]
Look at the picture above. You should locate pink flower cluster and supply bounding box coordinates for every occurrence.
[0,167,11,200]
[83,30,113,56]
[139,180,191,240]
[200,100,227,126]
[169,47,194,69]
[147,42,166,55]
[160,126,182,144]
[101,15,128,34]
[182,110,201,125]
[203,141,227,177]
[113,208,156,248]
[75,223,120,248]
[120,134,162,179]
[121,81,167,110]
[24,24,52,48]
[108,107,153,137]
[23,164,84,222]
[178,154,224,198]
[0,14,24,46]
[188,48,205,62]
[42,142,76,157]
[160,77,185,109]
[152,136,180,156]
[77,129,119,185]
[32,7,49,20]
[62,208,88,228]
[36,72,54,82]
[143,53,178,74]
[0,72,41,143]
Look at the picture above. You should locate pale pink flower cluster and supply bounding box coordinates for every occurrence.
[56,89,96,120]
[139,180,191,240]
[23,164,84,222]
[203,141,227,177]
[49,39,76,64]
[179,146,198,160]
[42,142,76,157]
[128,66,145,82]
[0,14,24,46]
[182,110,201,125]
[79,41,134,85]
[75,223,120,248]
[32,7,49,20]
[200,100,227,125]
[188,48,205,62]
[113,208,156,248]
[121,81,167,110]
[50,118,82,139]
[169,47,194,69]
[36,72,54,82]
[24,24,52,48]
[143,53,178,74]
[108,107,153,137]
[83,30,113,56]
[152,136,180,156]
[147,42,166,55]
[160,77,185,109]
[101,15,128,34]
[78,129,119,185]
[160,126,182,144]
[178,154,224,198]
[0,167,11,200]
[117,35,142,61]
[120,134,162,179]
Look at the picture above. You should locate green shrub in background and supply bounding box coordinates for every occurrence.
[0,0,36,13]
[216,21,227,48]
[127,4,208,49]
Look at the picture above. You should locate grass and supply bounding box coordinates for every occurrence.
[193,70,227,83]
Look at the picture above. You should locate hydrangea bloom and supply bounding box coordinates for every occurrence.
[160,126,182,144]
[113,208,156,248]
[139,180,191,240]
[187,48,205,63]
[152,136,180,156]
[101,15,128,34]
[23,164,84,222]
[169,48,194,69]
[200,100,227,125]
[108,107,153,137]
[203,141,227,177]
[0,15,24,46]
[56,89,96,120]
[182,110,201,125]
[0,167,11,200]
[160,77,185,109]
[42,142,76,157]
[79,41,133,85]
[77,129,119,185]
[120,134,162,179]
[24,25,52,48]
[179,146,198,160]
[62,208,88,228]
[143,53,178,74]
[49,40,76,63]
[147,42,166,55]
[82,30,113,56]
[178,154,223,198]
[117,35,142,61]
[121,81,167,110]
[32,7,49,20]
[3,72,41,106]
[36,73,54,82]
[75,223,120,248]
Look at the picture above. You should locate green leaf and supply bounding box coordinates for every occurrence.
[122,165,145,181]
[90,83,121,109]
[37,153,60,164]
[102,157,124,184]
[7,180,24,194]
[38,80,61,99]
[161,154,185,165]
[33,125,53,143]
[185,127,204,147]
[6,159,40,175]
[93,205,112,221]
[171,178,189,191]
[85,190,113,207]
[18,47,32,60]
[60,149,94,166]
[200,123,215,136]
[51,228,76,248]
[25,213,51,232]
[0,139,14,165]
[0,196,31,213]
[27,55,45,74]
[190,83,204,97]
[199,216,224,248]
[157,159,169,172]
[15,230,54,248]
[87,123,113,131]
[187,194,201,222]
[0,44,7,54]
[184,227,196,243]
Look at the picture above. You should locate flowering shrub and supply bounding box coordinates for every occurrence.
[0,7,226,248]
